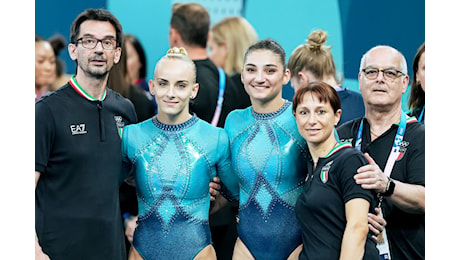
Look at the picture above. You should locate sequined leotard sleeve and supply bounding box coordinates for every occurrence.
[224,102,309,260]
[121,115,235,259]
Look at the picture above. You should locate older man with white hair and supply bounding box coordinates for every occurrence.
[337,45,425,259]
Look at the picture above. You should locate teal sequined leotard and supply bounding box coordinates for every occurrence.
[121,115,238,260]
[224,101,309,260]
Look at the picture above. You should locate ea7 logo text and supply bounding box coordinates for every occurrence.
[70,124,87,135]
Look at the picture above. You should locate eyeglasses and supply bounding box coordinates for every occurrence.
[76,37,117,50]
[361,67,405,81]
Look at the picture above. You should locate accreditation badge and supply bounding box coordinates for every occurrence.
[376,208,391,260]
[114,115,125,138]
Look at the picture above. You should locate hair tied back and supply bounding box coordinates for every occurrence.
[166,47,188,57]
[305,29,330,52]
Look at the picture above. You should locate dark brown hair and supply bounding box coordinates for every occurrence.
[244,38,286,71]
[124,34,147,79]
[107,38,130,98]
[70,8,123,48]
[408,42,425,110]
[292,81,341,113]
[170,3,210,48]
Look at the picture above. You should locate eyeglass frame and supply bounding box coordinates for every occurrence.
[361,67,406,81]
[75,37,118,50]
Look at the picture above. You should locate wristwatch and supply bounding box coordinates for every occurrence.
[383,177,396,196]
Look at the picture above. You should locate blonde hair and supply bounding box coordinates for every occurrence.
[166,46,189,57]
[155,47,197,83]
[287,29,338,83]
[210,16,258,75]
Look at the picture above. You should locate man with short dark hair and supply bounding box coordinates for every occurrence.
[35,8,137,259]
[169,2,244,128]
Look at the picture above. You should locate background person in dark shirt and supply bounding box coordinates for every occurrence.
[287,29,365,126]
[168,2,243,128]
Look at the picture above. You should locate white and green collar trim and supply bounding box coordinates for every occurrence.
[69,75,107,101]
[325,142,352,157]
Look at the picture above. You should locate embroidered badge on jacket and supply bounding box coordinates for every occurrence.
[320,161,334,183]
[114,116,125,137]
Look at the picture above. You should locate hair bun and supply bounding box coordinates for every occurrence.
[48,34,67,55]
[167,47,188,56]
[306,29,328,51]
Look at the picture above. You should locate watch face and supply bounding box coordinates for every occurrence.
[386,178,395,196]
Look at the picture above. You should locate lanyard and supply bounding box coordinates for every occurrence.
[355,112,407,260]
[211,67,226,126]
[417,105,425,123]
[355,112,408,177]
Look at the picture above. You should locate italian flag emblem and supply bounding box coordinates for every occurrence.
[320,170,328,183]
